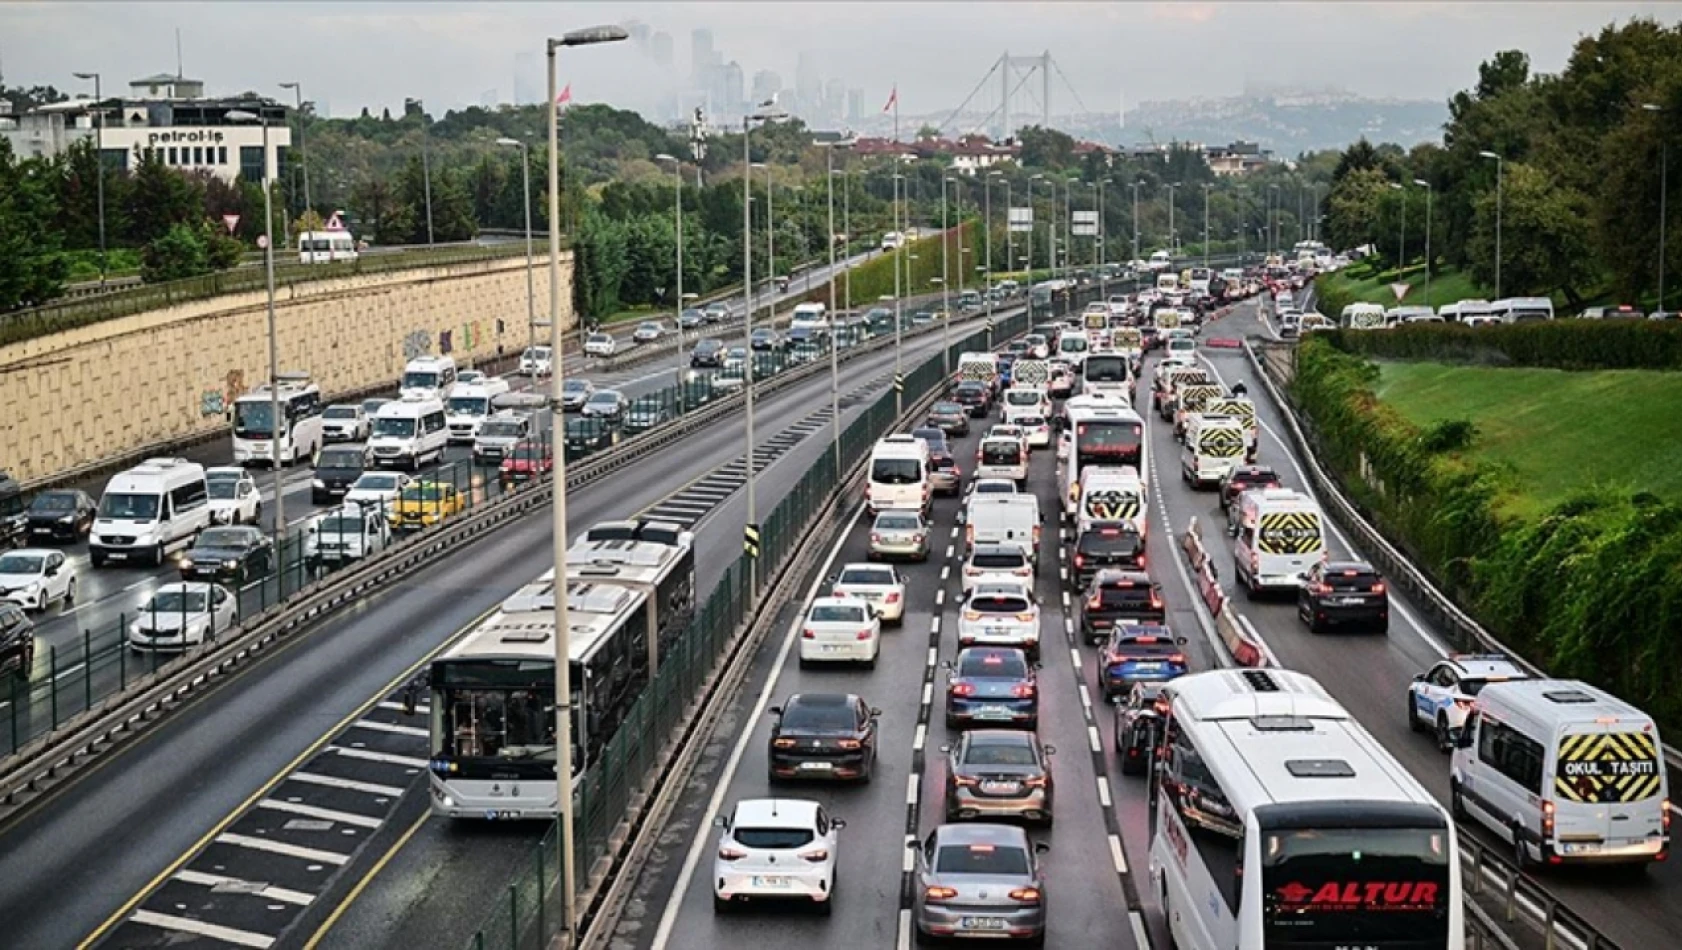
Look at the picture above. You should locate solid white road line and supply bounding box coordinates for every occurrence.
[174,868,314,905]
[257,798,383,829]
[288,772,405,798]
[215,832,349,866]
[1087,725,1102,753]
[906,772,920,807]
[650,505,863,950]
[351,719,428,737]
[1109,833,1129,875]
[897,909,914,950]
[328,746,427,769]
[130,910,275,949]
[1128,910,1152,949]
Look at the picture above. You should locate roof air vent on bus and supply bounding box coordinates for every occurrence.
[1242,670,1280,692]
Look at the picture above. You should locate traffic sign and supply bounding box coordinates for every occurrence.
[325,211,346,232]
[1389,282,1411,302]
[256,234,269,250]
[743,523,761,559]
[221,214,241,234]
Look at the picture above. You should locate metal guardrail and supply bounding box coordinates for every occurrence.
[1243,338,1627,950]
[0,301,1021,820]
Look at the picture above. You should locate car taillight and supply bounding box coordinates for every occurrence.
[836,739,862,750]
[963,610,982,621]
[1024,775,1048,789]
[1168,653,1185,664]
[1665,800,1672,833]
[1541,799,1556,840]
[1016,612,1036,622]
[966,525,975,546]
[718,847,747,861]
[1014,567,1031,576]
[951,682,975,697]
[773,737,797,748]
[1074,553,1085,568]
[1033,525,1042,546]
[1372,582,1387,594]
[1150,593,1163,609]
[885,591,902,604]
[871,532,882,544]
[802,629,817,639]
[1087,594,1103,610]
[500,460,513,471]
[1008,887,1042,903]
[953,774,980,787]
[925,886,959,902]
[856,629,873,640]
[913,534,926,544]
[801,849,830,863]
[1011,683,1036,698]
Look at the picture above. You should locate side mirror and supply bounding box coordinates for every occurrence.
[1412,673,1426,683]
[1044,744,1057,756]
[941,660,954,672]
[713,815,730,829]
[870,707,883,717]
[938,744,951,753]
[1176,636,1188,645]
[768,706,782,716]
[1033,842,1051,855]
[830,818,846,830]
[1455,727,1475,750]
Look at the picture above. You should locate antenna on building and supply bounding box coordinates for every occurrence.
[175,28,184,78]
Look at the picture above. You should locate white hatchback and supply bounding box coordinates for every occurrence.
[712,798,844,914]
[0,548,75,612]
[831,563,906,625]
[799,597,881,668]
[583,333,618,357]
[957,581,1041,659]
[961,543,1034,594]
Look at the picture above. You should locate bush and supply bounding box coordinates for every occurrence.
[1291,336,1682,735]
[139,223,211,283]
[1321,320,1682,371]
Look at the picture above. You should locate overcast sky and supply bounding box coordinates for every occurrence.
[6,1,1677,120]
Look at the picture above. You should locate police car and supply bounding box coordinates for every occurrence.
[1407,653,1529,751]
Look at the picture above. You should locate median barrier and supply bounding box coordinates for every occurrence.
[1214,603,1266,668]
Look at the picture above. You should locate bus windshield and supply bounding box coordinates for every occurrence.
[233,401,279,437]
[448,396,490,416]
[403,371,441,391]
[1085,356,1128,382]
[1262,825,1451,944]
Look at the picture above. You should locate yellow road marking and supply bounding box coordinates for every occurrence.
[303,809,431,949]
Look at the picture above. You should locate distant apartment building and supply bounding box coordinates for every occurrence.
[851,133,1021,175]
[1204,140,1273,176]
[0,72,290,183]
[751,70,783,107]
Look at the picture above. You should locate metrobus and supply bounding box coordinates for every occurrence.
[231,372,324,466]
[1148,668,1463,949]
[426,519,695,820]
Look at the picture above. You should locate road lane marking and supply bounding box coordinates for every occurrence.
[1087,725,1102,753]
[376,701,429,715]
[302,809,430,949]
[1070,647,1082,671]
[1097,776,1113,808]
[130,910,275,948]
[174,869,314,905]
[1128,910,1151,949]
[906,772,919,807]
[288,772,405,797]
[926,646,938,668]
[350,718,428,737]
[328,746,427,769]
[1109,833,1128,874]
[215,832,349,865]
[257,798,383,829]
[913,723,926,751]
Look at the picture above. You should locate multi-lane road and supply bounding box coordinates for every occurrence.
[604,297,1675,950]
[0,293,1017,949]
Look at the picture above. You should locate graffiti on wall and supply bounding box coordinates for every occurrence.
[201,368,248,417]
[403,330,431,361]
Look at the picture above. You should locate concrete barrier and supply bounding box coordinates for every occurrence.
[1181,516,1270,667]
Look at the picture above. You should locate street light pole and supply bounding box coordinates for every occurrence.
[1268,184,1279,257]
[941,173,951,375]
[226,109,285,546]
[986,172,998,350]
[1413,179,1432,307]
[656,153,686,397]
[1479,150,1503,298]
[546,27,627,948]
[1166,183,1179,257]
[497,138,536,354]
[892,170,905,414]
[1202,183,1212,270]
[1389,182,1406,279]
[279,81,312,216]
[1003,176,1014,286]
[72,72,106,285]
[742,100,786,601]
[1130,181,1142,284]
[1028,173,1043,284]
[1645,103,1668,311]
[843,158,852,312]
[827,147,842,484]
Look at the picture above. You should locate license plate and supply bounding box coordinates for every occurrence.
[751,875,790,888]
[980,780,1020,795]
[106,552,126,561]
[484,809,523,820]
[986,627,1012,637]
[977,706,1014,718]
[959,917,1006,931]
[1132,661,1161,670]
[823,644,846,654]
[1560,842,1601,855]
[32,527,51,534]
[1331,596,1366,606]
[798,761,834,771]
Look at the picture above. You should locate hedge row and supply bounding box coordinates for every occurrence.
[1319,319,1682,371]
[1291,337,1682,734]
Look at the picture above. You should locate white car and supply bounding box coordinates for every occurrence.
[1408,653,1531,751]
[632,321,665,343]
[303,503,392,568]
[961,543,1034,594]
[321,403,371,442]
[456,369,487,387]
[519,345,554,377]
[798,596,881,668]
[956,581,1040,659]
[0,549,75,612]
[831,563,906,626]
[128,582,238,652]
[344,471,412,511]
[204,466,262,526]
[1015,414,1052,449]
[712,798,843,914]
[583,332,618,358]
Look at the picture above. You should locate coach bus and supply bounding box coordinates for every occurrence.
[1148,668,1463,949]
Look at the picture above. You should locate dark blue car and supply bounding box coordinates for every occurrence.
[944,647,1039,730]
[1099,623,1188,700]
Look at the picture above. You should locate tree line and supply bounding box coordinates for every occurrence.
[1319,18,1682,309]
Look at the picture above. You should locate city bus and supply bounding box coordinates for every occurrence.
[231,372,324,466]
[1148,668,1463,949]
[426,520,694,820]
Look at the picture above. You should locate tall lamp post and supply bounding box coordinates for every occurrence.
[1201,183,1213,270]
[820,135,854,482]
[1165,183,1180,257]
[1129,181,1143,284]
[986,171,1002,349]
[655,153,691,397]
[1028,173,1045,283]
[1096,179,1107,302]
[941,174,954,375]
[891,170,907,412]
[496,137,537,354]
[1644,103,1669,312]
[1388,182,1406,280]
[1412,179,1432,307]
[71,72,106,285]
[1268,183,1280,257]
[1478,150,1503,298]
[545,27,628,949]
[225,109,285,546]
[742,100,787,601]
[279,81,313,217]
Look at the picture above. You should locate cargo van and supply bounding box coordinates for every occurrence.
[1491,297,1555,323]
[445,378,513,443]
[1453,679,1669,867]
[975,435,1029,486]
[1181,414,1248,488]
[1230,488,1325,597]
[1340,302,1387,330]
[401,355,459,401]
[964,495,1042,570]
[90,458,210,567]
[369,396,449,470]
[790,302,830,331]
[1072,465,1146,537]
[867,435,931,514]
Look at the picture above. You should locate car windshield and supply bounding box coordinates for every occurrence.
[205,479,241,500]
[875,514,921,531]
[839,567,896,586]
[400,484,449,502]
[0,554,45,574]
[589,334,612,345]
[353,474,400,491]
[447,396,490,416]
[1323,569,1382,591]
[564,380,590,394]
[733,827,816,850]
[148,590,209,613]
[314,516,364,535]
[780,700,857,731]
[932,403,963,415]
[98,492,160,520]
[958,652,1028,677]
[525,347,551,359]
[586,393,619,406]
[323,406,359,420]
[982,443,1021,464]
[197,528,250,548]
[810,604,866,623]
[480,421,525,438]
[638,323,659,333]
[974,482,1014,494]
[1098,583,1154,608]
[962,740,1039,767]
[402,371,440,391]
[1079,529,1139,556]
[935,843,1030,875]
[512,444,548,461]
[373,417,417,439]
[29,493,78,513]
[871,458,922,484]
[970,594,1031,614]
[1110,633,1178,654]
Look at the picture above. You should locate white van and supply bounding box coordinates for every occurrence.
[1072,466,1146,537]
[1002,387,1050,424]
[867,435,931,514]
[298,230,359,264]
[790,302,829,331]
[90,458,210,567]
[1181,414,1248,488]
[1438,299,1491,324]
[975,435,1029,486]
[400,355,459,401]
[1340,302,1387,330]
[369,396,449,470]
[1230,488,1326,597]
[445,378,513,444]
[1491,297,1555,323]
[1148,250,1173,273]
[964,495,1042,569]
[1155,272,1181,295]
[1453,679,1668,867]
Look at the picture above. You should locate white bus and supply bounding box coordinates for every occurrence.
[1149,668,1463,950]
[231,372,324,466]
[427,519,694,820]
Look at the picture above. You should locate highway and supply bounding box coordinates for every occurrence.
[605,296,1671,950]
[0,300,1012,950]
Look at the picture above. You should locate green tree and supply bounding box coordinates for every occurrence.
[0,139,70,309]
[139,222,210,283]
[350,175,412,246]
[1331,138,1381,185]
[1323,167,1390,255]
[125,152,206,244]
[1466,162,1596,304]
[571,208,628,321]
[1015,126,1075,171]
[51,139,131,252]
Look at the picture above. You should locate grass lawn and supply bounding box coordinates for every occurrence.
[1374,361,1682,518]
[1318,263,1486,310]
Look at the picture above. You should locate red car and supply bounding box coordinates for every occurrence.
[499,440,553,488]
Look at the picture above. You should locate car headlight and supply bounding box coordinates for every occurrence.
[225,559,239,568]
[312,479,326,489]
[58,514,74,524]
[180,559,194,570]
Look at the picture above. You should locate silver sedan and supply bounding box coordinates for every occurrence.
[910,823,1048,945]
